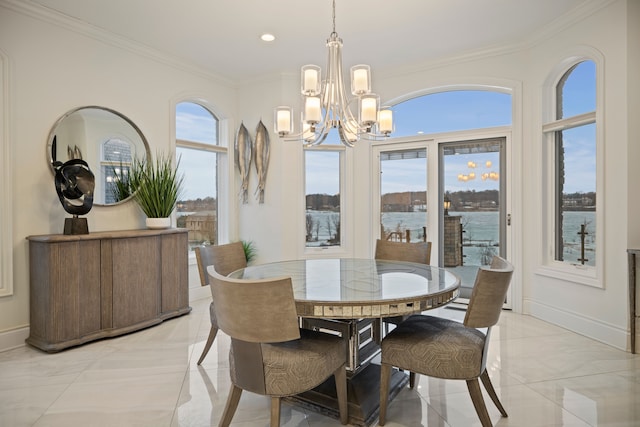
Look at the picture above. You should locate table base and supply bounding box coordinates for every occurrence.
[285,364,408,426]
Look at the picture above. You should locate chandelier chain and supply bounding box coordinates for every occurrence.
[331,0,336,35]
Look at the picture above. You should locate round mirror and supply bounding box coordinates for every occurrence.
[47,106,150,206]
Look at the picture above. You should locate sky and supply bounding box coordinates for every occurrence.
[176,60,596,199]
[175,103,218,201]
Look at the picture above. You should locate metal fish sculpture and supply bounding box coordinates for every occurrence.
[254,120,270,203]
[235,122,252,204]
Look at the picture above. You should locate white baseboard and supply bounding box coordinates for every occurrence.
[524,299,629,351]
[0,326,29,353]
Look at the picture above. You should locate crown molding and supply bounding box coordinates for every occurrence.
[378,0,617,79]
[0,0,237,88]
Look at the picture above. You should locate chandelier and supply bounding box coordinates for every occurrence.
[274,0,393,147]
[458,160,499,182]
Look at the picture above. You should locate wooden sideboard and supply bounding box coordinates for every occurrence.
[629,249,639,354]
[26,228,192,352]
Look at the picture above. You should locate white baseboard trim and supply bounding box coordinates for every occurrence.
[524,299,628,351]
[0,326,29,353]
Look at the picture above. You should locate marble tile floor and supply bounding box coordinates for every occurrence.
[1,297,640,427]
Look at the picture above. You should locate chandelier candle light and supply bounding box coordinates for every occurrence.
[274,0,393,147]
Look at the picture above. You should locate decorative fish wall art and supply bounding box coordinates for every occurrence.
[234,121,271,204]
[234,123,252,204]
[254,120,270,204]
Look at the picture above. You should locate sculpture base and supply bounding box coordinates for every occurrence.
[64,217,88,235]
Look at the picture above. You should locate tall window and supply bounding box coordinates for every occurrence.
[101,138,133,204]
[543,60,597,270]
[305,145,343,248]
[379,148,427,243]
[175,102,221,250]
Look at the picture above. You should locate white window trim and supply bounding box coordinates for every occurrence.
[0,49,13,297]
[538,51,605,288]
[371,139,430,243]
[172,98,232,261]
[303,143,353,258]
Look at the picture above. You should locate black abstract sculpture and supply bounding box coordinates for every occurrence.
[53,150,95,235]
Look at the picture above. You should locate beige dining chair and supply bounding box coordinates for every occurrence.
[208,268,348,427]
[379,256,514,427]
[194,242,247,365]
[375,239,432,334]
[374,239,432,265]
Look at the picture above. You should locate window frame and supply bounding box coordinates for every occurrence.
[303,143,351,257]
[539,54,604,288]
[174,100,230,254]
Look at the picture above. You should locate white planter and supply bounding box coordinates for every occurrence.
[146,217,171,229]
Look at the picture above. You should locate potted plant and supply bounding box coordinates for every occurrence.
[130,153,184,229]
[241,240,257,264]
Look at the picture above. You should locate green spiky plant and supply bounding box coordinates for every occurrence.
[130,153,184,218]
[110,160,133,203]
[241,240,257,264]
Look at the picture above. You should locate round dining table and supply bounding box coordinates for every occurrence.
[228,258,461,426]
[229,257,460,319]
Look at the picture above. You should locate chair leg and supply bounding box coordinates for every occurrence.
[466,378,493,427]
[379,363,392,426]
[219,384,242,427]
[480,370,508,417]
[409,372,419,389]
[196,325,218,365]
[270,396,281,427]
[334,364,348,424]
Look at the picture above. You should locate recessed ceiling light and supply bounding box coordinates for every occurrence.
[261,33,275,42]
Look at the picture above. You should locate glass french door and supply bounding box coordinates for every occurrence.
[439,137,507,300]
[379,148,428,244]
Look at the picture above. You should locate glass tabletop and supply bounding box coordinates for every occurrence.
[228,258,460,304]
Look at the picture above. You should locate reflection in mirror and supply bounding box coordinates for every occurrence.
[47,106,150,206]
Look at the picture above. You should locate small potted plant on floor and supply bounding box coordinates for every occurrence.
[130,153,184,229]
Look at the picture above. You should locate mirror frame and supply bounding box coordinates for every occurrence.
[46,106,151,206]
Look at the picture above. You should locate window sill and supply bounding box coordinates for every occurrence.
[535,263,602,288]
[304,245,350,258]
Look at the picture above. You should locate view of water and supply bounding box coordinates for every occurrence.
[307,210,596,266]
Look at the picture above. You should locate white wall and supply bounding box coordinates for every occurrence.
[628,1,640,249]
[0,2,237,348]
[522,0,631,350]
[627,0,640,352]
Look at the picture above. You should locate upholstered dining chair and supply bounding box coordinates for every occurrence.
[194,242,247,365]
[374,239,432,265]
[208,268,348,427]
[375,239,432,334]
[379,256,514,427]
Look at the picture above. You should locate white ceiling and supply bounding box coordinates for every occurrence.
[29,0,594,83]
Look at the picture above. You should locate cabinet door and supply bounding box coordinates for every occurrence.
[30,240,101,343]
[110,236,160,328]
[161,232,188,314]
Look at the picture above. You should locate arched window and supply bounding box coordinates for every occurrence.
[175,102,222,250]
[543,59,600,282]
[392,90,512,136]
[101,137,133,204]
